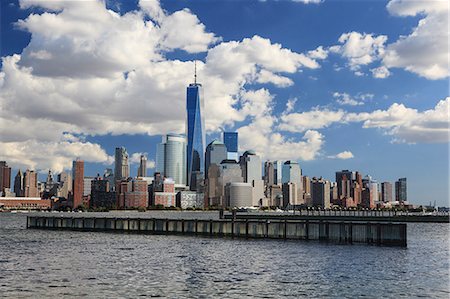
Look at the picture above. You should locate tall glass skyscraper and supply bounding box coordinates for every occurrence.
[156,134,187,185]
[186,81,205,189]
[223,132,238,161]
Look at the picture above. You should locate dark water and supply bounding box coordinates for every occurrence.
[0,212,449,298]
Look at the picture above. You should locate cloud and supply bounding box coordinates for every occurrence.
[279,97,450,143]
[1,0,327,171]
[0,139,113,173]
[328,151,354,159]
[333,92,363,106]
[285,97,298,113]
[333,92,374,106]
[382,0,449,80]
[371,66,391,78]
[330,31,387,71]
[278,108,345,132]
[307,46,328,60]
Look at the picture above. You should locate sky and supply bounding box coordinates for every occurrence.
[0,0,448,206]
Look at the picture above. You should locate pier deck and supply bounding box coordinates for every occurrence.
[27,216,407,247]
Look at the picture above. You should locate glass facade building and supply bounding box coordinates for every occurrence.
[156,134,187,185]
[186,83,205,189]
[223,132,238,161]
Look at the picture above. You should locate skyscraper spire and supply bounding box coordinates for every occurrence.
[194,60,197,84]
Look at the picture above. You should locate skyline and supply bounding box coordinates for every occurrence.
[0,0,449,206]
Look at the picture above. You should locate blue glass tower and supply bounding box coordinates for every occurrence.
[186,73,205,189]
[223,131,238,161]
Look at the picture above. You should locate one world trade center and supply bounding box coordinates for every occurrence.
[186,62,205,190]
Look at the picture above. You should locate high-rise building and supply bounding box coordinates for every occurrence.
[83,177,94,197]
[103,168,114,191]
[14,170,24,197]
[90,176,116,209]
[335,170,354,199]
[205,140,227,178]
[114,147,129,182]
[273,160,283,185]
[311,177,331,209]
[223,132,238,161]
[138,154,147,177]
[239,151,264,206]
[264,161,275,198]
[395,178,407,202]
[381,182,393,202]
[282,182,298,207]
[23,169,39,197]
[186,67,205,189]
[282,161,303,204]
[0,161,11,196]
[361,175,375,209]
[72,159,84,208]
[57,171,72,199]
[156,134,187,185]
[302,175,311,205]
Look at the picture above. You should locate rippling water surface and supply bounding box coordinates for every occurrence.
[0,212,449,298]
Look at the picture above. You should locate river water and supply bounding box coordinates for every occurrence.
[0,212,449,298]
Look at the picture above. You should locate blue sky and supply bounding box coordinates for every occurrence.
[0,0,448,206]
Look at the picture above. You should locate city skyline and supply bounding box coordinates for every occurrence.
[0,0,448,206]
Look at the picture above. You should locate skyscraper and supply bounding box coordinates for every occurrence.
[282,161,303,203]
[239,150,264,206]
[381,182,393,202]
[205,140,227,178]
[114,147,129,182]
[273,160,283,185]
[395,178,407,202]
[14,170,24,197]
[72,159,84,208]
[156,134,187,185]
[186,66,205,189]
[23,169,39,197]
[0,161,11,196]
[138,154,147,177]
[223,132,238,161]
[311,177,331,209]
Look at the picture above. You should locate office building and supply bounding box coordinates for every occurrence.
[186,69,205,189]
[381,182,393,202]
[23,169,39,198]
[90,176,116,209]
[223,132,238,161]
[282,182,298,207]
[205,140,227,178]
[154,178,177,207]
[103,168,114,191]
[311,177,331,208]
[239,151,264,206]
[0,161,11,196]
[273,160,283,185]
[72,159,84,208]
[225,182,253,208]
[302,176,311,205]
[177,191,205,209]
[138,154,147,177]
[114,147,129,182]
[14,170,24,197]
[282,161,303,204]
[156,134,187,185]
[57,171,72,199]
[395,178,407,202]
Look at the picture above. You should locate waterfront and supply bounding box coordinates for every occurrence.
[0,212,449,298]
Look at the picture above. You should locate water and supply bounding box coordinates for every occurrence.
[0,212,449,298]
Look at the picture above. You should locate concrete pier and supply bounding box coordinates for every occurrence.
[27,216,407,247]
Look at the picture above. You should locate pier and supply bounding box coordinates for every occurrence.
[27,216,407,247]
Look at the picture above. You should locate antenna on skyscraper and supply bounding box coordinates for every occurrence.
[194,60,197,84]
